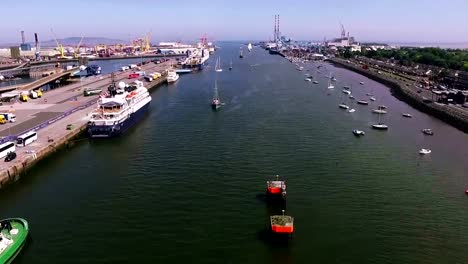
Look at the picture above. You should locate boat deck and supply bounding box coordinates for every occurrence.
[270,215,294,226]
[267,180,285,189]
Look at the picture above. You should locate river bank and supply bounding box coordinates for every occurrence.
[328,57,468,133]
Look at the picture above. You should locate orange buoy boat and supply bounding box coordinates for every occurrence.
[266,175,286,198]
[270,210,294,236]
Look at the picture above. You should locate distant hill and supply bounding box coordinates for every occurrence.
[40,37,126,47]
[0,37,126,48]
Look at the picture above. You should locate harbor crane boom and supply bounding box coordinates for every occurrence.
[50,28,65,59]
[74,36,84,58]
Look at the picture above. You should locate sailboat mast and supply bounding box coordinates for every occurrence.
[214,80,219,100]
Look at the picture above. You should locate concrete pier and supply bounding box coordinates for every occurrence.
[0,60,173,189]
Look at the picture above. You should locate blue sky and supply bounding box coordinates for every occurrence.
[1,0,467,44]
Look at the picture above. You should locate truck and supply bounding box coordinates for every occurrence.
[20,92,28,102]
[29,90,38,99]
[35,89,43,98]
[144,72,161,82]
[0,113,16,122]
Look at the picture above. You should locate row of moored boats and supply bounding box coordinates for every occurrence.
[296,62,436,155]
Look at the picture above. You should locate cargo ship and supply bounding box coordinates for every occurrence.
[87,77,151,138]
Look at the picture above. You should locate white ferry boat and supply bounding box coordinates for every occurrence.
[87,79,151,138]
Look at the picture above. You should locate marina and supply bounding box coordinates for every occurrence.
[0,43,467,263]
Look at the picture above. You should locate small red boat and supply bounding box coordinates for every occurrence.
[270,210,294,236]
[266,175,286,198]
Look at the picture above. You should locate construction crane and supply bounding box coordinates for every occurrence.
[34,33,41,61]
[142,31,151,52]
[340,23,346,38]
[73,36,84,58]
[50,29,65,59]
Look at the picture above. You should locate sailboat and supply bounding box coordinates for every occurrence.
[215,57,223,72]
[327,72,334,89]
[229,59,232,70]
[247,43,252,52]
[338,91,349,109]
[211,80,222,110]
[372,105,387,114]
[372,111,388,130]
[239,48,244,58]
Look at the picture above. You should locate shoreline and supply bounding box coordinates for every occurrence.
[327,58,468,133]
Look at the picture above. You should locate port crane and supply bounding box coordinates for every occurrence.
[50,29,66,59]
[73,36,85,58]
[34,33,41,61]
[143,31,151,52]
[340,23,346,38]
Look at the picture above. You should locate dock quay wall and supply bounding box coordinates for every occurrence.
[0,121,86,189]
[0,75,168,190]
[328,58,468,133]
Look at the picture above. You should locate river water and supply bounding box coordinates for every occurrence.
[1,42,467,264]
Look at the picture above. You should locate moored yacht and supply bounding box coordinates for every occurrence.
[339,103,349,109]
[353,129,365,136]
[167,70,180,83]
[422,128,434,135]
[419,148,431,155]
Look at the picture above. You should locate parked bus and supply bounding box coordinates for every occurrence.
[16,131,38,147]
[0,141,15,159]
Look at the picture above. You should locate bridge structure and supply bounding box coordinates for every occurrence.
[0,67,78,93]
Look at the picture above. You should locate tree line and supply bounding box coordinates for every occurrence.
[342,47,468,72]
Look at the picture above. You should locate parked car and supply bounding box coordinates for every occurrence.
[128,73,140,79]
